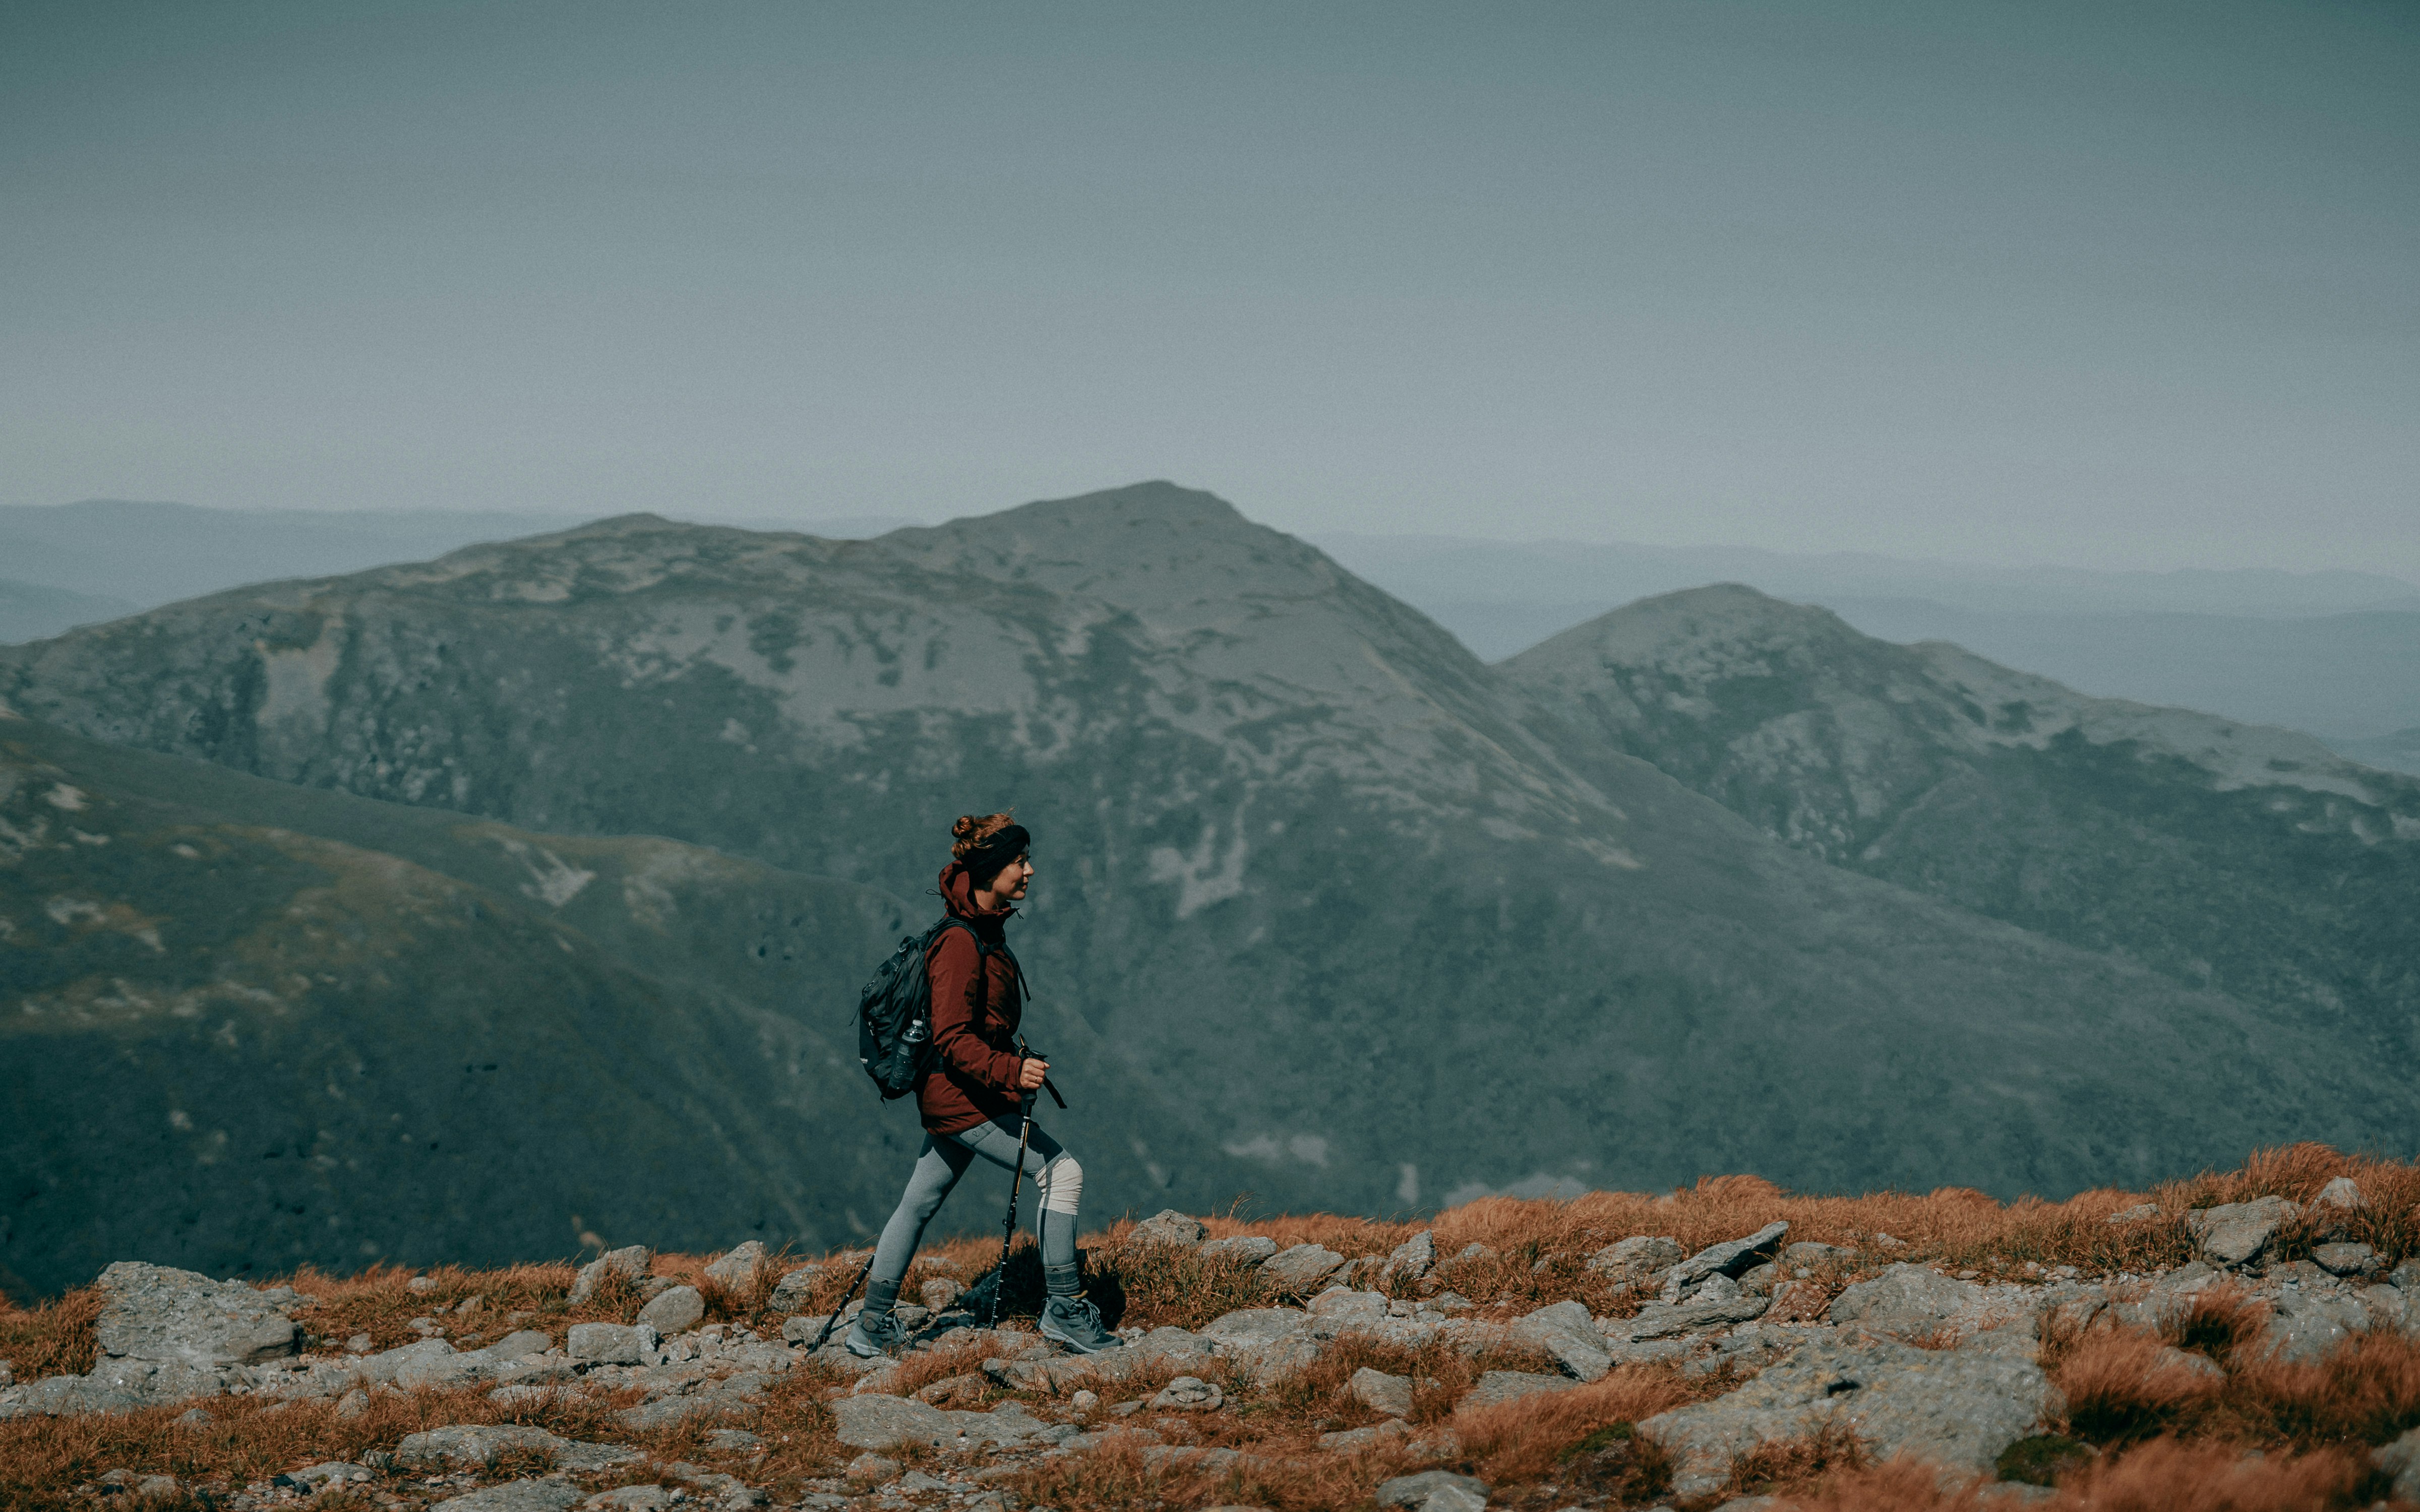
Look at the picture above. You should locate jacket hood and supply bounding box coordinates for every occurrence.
[938,861,1016,925]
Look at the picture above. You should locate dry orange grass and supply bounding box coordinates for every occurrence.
[2052,1325,2226,1444]
[1769,1438,2383,1511]
[1450,1364,1713,1483]
[0,1286,102,1379]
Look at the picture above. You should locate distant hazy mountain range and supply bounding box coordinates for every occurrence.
[6,482,2412,1296]
[10,500,2412,770]
[1314,534,2420,756]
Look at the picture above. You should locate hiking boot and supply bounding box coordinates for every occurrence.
[1039,1293,1121,1354]
[844,1307,906,1357]
[844,1279,906,1358]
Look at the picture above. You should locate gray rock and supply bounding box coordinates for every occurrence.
[1150,1375,1224,1411]
[1606,1293,1771,1341]
[1308,1287,1389,1334]
[584,1489,676,1511]
[1199,1235,1279,1266]
[2316,1175,2365,1211]
[2185,1196,2297,1269]
[1259,1243,1348,1296]
[399,1424,639,1472]
[618,1397,735,1431]
[93,1262,299,1368]
[1130,1210,1209,1247]
[766,1266,822,1311]
[920,1277,964,1311]
[434,1480,583,1512]
[1381,1231,1437,1284]
[2391,1259,2420,1292]
[1589,1235,1684,1279]
[566,1322,654,1364]
[2262,1287,2372,1363]
[2376,1425,2420,1503]
[1320,1416,1415,1453]
[1510,1299,1613,1380]
[703,1241,769,1290]
[568,1246,649,1305]
[1350,1366,1414,1417]
[1783,1242,1850,1267]
[290,1462,372,1488]
[637,1285,706,1335]
[1640,1333,2055,1500]
[1201,1306,1313,1349]
[1129,1326,1215,1363]
[1461,1369,1578,1408]
[1828,1264,1986,1341]
[706,1428,764,1452]
[1668,1222,1790,1291]
[831,1394,954,1450]
[2314,1243,2382,1278]
[1377,1470,1491,1511]
[2105,1204,2161,1224]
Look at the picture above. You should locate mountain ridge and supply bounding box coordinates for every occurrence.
[7,485,2409,1227]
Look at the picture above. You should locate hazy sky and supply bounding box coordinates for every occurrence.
[5,2,2414,573]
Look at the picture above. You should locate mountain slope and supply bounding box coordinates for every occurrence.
[0,710,1260,1299]
[4,484,2412,1215]
[1502,584,2420,1076]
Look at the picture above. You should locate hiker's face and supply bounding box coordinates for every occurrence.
[986,855,1033,902]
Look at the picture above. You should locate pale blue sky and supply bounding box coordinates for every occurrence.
[3,2,2413,573]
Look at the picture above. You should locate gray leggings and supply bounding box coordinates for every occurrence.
[869,1116,1083,1289]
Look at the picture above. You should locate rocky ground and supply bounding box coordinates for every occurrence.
[7,1163,2420,1512]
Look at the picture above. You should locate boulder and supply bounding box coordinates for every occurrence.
[1589,1235,1684,1280]
[1459,1369,1578,1408]
[1130,1210,1209,1247]
[1320,1417,1415,1453]
[399,1424,639,1472]
[2261,1287,2372,1364]
[1308,1287,1389,1334]
[766,1266,822,1311]
[568,1246,649,1304]
[2313,1243,2382,1279]
[1827,1264,1986,1341]
[1381,1230,1437,1285]
[2376,1425,2420,1504]
[1150,1375,1224,1411]
[831,1395,955,1450]
[1129,1326,1215,1364]
[1260,1243,1348,1296]
[2185,1197,2296,1270]
[1510,1299,1612,1381]
[1783,1241,1851,1268]
[93,1263,299,1368]
[1665,1222,1789,1294]
[2316,1176,2365,1211]
[1640,1333,2056,1500]
[637,1285,705,1335]
[566,1322,655,1364]
[702,1242,769,1290]
[432,1481,583,1512]
[920,1278,964,1311]
[1378,1470,1490,1512]
[2105,1204,2161,1224]
[1605,1293,1770,1342]
[1350,1367,1415,1417]
[1199,1235,1279,1266]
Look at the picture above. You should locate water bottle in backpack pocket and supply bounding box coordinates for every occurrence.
[856,918,976,1099]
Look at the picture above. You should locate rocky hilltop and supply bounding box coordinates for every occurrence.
[1503,585,2420,1080]
[3,484,2414,1241]
[5,1152,2419,1511]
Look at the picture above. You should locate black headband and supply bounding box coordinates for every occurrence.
[959,824,1031,879]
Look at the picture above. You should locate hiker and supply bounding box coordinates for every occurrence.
[846,811,1122,1357]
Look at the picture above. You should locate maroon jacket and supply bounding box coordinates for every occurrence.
[916,861,1028,1136]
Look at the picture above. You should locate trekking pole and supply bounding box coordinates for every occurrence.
[989,1042,1039,1329]
[807,1249,879,1352]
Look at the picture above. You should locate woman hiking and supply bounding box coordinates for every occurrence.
[846,812,1123,1357]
